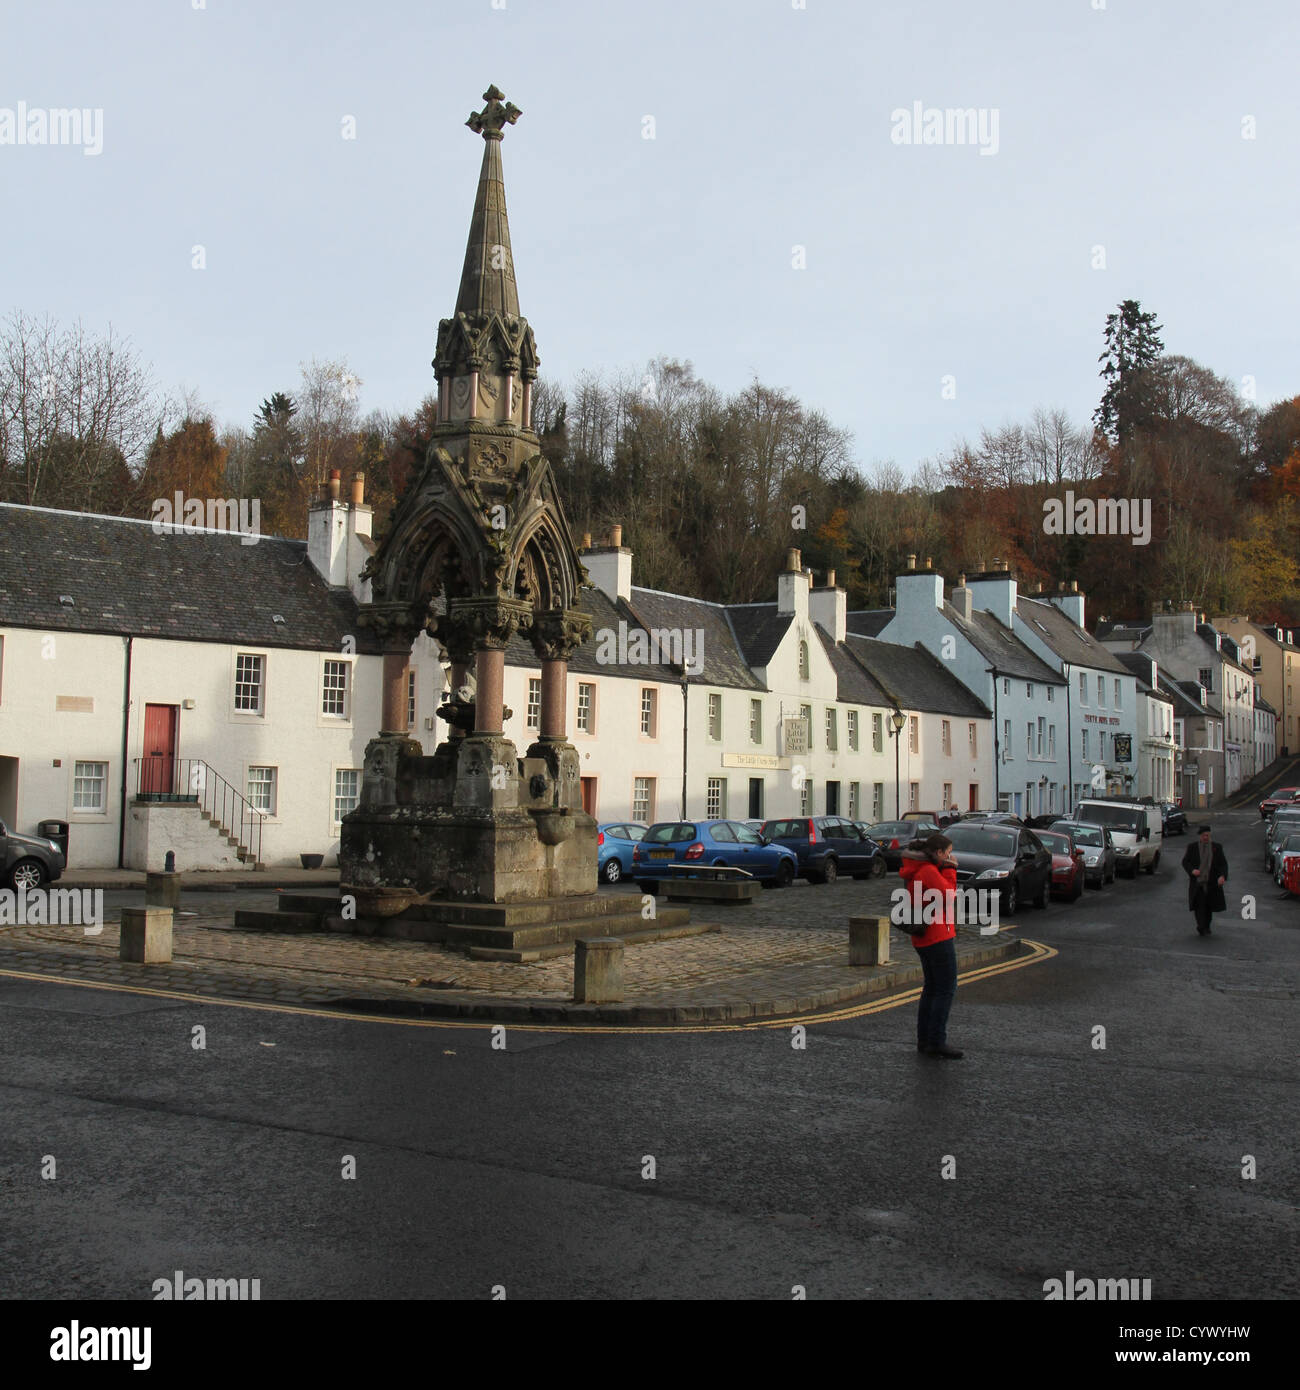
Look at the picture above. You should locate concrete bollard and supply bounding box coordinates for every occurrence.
[848,915,891,967]
[574,936,624,1003]
[145,871,181,909]
[120,907,174,963]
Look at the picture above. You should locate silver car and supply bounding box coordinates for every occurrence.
[1049,820,1117,888]
[1264,811,1300,872]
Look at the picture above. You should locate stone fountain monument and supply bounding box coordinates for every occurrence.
[331,87,682,956]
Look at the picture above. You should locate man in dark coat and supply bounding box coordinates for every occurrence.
[1181,824,1228,935]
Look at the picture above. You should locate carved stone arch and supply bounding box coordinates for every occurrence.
[511,513,579,615]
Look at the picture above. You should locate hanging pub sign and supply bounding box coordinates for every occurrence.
[1112,733,1132,763]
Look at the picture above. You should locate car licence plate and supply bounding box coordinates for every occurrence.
[649,850,674,860]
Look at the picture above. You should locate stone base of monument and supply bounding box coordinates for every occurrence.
[233,890,712,961]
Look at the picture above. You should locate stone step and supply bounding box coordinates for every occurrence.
[386,894,635,928]
[276,893,341,914]
[445,906,693,950]
[663,879,761,904]
[233,909,329,934]
[465,919,720,963]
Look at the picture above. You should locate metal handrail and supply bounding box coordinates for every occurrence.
[132,757,263,867]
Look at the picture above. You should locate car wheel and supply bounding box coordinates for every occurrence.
[1145,850,1160,875]
[1003,880,1018,915]
[1034,874,1049,909]
[602,858,622,884]
[871,856,887,878]
[9,858,47,891]
[775,859,794,888]
[636,881,656,895]
[822,857,838,886]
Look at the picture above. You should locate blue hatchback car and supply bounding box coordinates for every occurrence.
[631,819,797,890]
[597,822,647,884]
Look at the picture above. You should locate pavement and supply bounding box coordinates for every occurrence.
[0,874,1042,1026]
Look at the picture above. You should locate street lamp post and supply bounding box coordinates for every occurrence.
[889,709,907,817]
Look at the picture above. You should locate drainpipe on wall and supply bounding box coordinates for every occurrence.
[117,635,133,869]
[680,670,689,820]
[988,667,999,807]
[1065,663,1074,814]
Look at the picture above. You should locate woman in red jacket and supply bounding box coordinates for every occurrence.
[898,833,963,1059]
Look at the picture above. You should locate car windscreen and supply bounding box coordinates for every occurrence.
[1066,827,1102,846]
[1076,804,1142,830]
[764,820,807,839]
[945,826,1017,857]
[644,823,697,844]
[1038,833,1069,854]
[868,822,909,837]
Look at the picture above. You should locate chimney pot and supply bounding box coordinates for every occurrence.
[826,568,836,588]
[581,531,592,550]
[351,472,365,506]
[610,523,623,547]
[906,554,917,570]
[924,556,932,569]
[785,547,802,572]
[328,472,341,501]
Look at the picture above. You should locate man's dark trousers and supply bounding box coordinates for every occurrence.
[916,939,958,1046]
[1193,888,1214,935]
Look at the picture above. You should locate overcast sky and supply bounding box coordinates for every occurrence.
[4,0,1297,474]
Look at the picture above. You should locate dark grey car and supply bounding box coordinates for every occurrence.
[945,822,1053,914]
[1,820,67,889]
[1050,820,1117,888]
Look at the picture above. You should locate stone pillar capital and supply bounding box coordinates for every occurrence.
[358,601,420,651]
[428,613,478,667]
[530,606,592,662]
[449,595,534,651]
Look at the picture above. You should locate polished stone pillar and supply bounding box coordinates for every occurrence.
[540,658,567,739]
[381,649,410,734]
[474,647,506,735]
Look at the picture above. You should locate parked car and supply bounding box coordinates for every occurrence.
[1264,809,1300,872]
[1049,820,1117,887]
[1259,786,1300,819]
[961,810,1026,827]
[0,819,66,890]
[902,810,944,824]
[943,822,1052,914]
[1034,828,1086,901]
[760,816,887,883]
[1273,831,1300,888]
[1074,798,1162,876]
[596,821,647,884]
[1024,813,1061,830]
[864,818,941,871]
[1159,802,1187,836]
[632,820,797,891]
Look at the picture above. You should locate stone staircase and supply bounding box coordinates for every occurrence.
[234,890,710,962]
[199,808,263,868]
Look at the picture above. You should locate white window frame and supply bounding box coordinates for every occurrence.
[750,698,762,745]
[72,759,108,814]
[527,678,542,731]
[708,692,722,742]
[825,707,838,751]
[234,652,266,716]
[247,765,277,816]
[847,709,858,751]
[633,776,655,823]
[706,777,726,818]
[576,682,595,734]
[640,688,657,738]
[333,767,361,824]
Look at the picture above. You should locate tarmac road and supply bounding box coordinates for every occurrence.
[0,809,1293,1301]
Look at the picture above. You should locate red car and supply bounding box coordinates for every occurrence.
[1284,855,1300,896]
[1260,787,1300,818]
[1035,829,1086,901]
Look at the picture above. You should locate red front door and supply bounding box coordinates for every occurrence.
[141,704,178,795]
[580,777,597,816]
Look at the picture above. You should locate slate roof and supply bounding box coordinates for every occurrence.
[843,634,992,718]
[812,626,893,708]
[1165,676,1223,720]
[500,585,764,690]
[0,503,381,653]
[1017,597,1129,674]
[960,609,1066,685]
[1113,651,1173,701]
[846,610,893,638]
[725,603,794,669]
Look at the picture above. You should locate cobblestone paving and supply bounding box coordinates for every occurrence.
[0,878,1025,1016]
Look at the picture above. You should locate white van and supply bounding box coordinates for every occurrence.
[1074,799,1163,877]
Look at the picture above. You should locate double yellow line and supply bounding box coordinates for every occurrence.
[0,938,1055,1035]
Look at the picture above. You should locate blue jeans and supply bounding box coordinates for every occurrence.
[916,938,957,1049]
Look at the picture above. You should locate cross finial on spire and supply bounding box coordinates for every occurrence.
[466,85,521,142]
